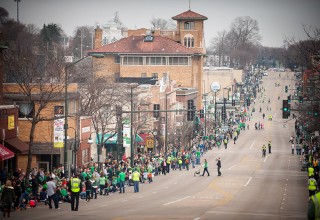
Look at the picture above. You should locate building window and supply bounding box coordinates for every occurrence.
[146,57,166,65]
[163,72,168,81]
[184,36,194,48]
[17,102,34,118]
[184,34,194,47]
[114,55,120,64]
[151,73,158,78]
[184,21,194,30]
[168,57,189,65]
[141,73,147,77]
[123,57,143,65]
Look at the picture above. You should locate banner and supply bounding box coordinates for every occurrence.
[123,124,131,148]
[8,115,14,130]
[54,106,64,148]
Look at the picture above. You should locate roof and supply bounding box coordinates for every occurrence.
[88,35,202,55]
[172,10,208,20]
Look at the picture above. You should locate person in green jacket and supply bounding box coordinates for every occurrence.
[118,169,126,194]
[202,159,210,176]
[99,172,106,195]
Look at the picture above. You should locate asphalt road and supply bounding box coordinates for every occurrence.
[9,71,308,220]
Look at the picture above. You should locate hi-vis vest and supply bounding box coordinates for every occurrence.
[308,178,317,191]
[309,167,315,177]
[70,178,81,193]
[132,171,140,182]
[311,192,320,220]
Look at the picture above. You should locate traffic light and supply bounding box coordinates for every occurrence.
[282,100,290,119]
[285,86,288,93]
[153,104,160,118]
[221,106,226,121]
[187,100,194,121]
[299,96,303,103]
[232,99,235,106]
[287,95,291,103]
[314,105,319,117]
[199,109,204,118]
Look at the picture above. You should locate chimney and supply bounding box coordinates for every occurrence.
[94,26,103,49]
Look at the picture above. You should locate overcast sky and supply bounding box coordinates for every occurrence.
[1,0,319,47]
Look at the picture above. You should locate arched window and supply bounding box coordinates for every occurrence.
[183,35,194,48]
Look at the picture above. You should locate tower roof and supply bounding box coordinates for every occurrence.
[172,10,208,20]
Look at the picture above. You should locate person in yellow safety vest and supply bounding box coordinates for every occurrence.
[132,169,140,193]
[261,145,267,157]
[166,156,171,173]
[178,157,182,171]
[308,179,320,220]
[68,173,81,211]
[309,166,315,178]
[308,175,317,197]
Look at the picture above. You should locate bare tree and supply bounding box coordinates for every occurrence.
[226,16,261,68]
[150,17,175,30]
[79,78,127,167]
[209,30,228,66]
[284,25,320,70]
[3,22,67,179]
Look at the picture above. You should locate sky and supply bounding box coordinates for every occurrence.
[1,0,319,47]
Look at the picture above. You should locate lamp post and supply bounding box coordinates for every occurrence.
[165,89,179,155]
[130,78,156,167]
[64,55,102,178]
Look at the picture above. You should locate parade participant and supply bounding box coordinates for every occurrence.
[69,173,81,211]
[268,141,272,154]
[1,180,15,217]
[202,159,210,176]
[46,177,59,209]
[118,169,126,194]
[217,157,222,176]
[262,145,267,157]
[308,175,317,197]
[132,169,140,193]
[308,179,320,220]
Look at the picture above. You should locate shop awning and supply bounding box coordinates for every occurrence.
[96,133,143,145]
[0,144,15,160]
[4,137,29,154]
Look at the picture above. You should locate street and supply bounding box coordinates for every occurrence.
[9,71,308,219]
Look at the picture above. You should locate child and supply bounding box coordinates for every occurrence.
[39,188,48,205]
[147,172,153,183]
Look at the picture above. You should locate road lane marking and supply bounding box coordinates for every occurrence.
[163,196,191,206]
[228,165,236,170]
[193,217,201,220]
[174,182,178,185]
[152,191,157,194]
[249,140,255,150]
[264,156,268,162]
[244,177,252,187]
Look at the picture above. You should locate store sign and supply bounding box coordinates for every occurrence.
[123,124,130,148]
[8,115,14,130]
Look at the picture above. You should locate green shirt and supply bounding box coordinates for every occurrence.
[119,172,126,182]
[99,176,106,185]
[204,161,208,168]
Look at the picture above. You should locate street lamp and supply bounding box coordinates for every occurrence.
[130,78,156,167]
[64,54,103,178]
[165,89,180,155]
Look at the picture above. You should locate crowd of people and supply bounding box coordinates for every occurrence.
[0,123,246,217]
